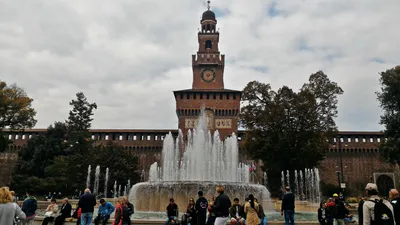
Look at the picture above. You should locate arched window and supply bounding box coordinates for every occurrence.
[206,24,211,31]
[205,40,212,49]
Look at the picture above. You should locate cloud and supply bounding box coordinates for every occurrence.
[0,0,399,131]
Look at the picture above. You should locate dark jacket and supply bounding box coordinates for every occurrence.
[78,193,96,213]
[213,192,231,217]
[22,196,38,217]
[333,200,346,219]
[59,202,72,218]
[258,204,265,219]
[391,197,400,225]
[196,197,208,218]
[358,200,365,225]
[167,203,179,218]
[318,208,330,224]
[281,192,295,211]
[230,204,244,218]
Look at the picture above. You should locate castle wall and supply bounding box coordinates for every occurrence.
[1,129,393,193]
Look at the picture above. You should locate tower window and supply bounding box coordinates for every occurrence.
[206,93,210,99]
[227,94,230,99]
[200,93,203,99]
[194,93,197,99]
[213,93,216,99]
[205,40,212,49]
[206,24,211,32]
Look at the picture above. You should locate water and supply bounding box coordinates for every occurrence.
[130,110,270,211]
[113,181,117,198]
[104,168,109,198]
[127,179,131,192]
[281,168,321,203]
[93,165,100,196]
[86,165,91,189]
[148,111,250,182]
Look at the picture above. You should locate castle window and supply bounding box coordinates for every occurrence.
[15,135,19,140]
[362,138,366,142]
[118,135,123,141]
[370,137,374,142]
[29,135,32,139]
[233,94,237,100]
[147,135,151,141]
[355,138,359,142]
[180,93,183,99]
[161,136,164,140]
[133,135,137,141]
[207,93,210,99]
[8,135,12,140]
[213,93,216,99]
[205,40,212,49]
[227,94,230,99]
[155,136,158,141]
[333,138,336,143]
[340,137,343,142]
[91,135,95,140]
[377,138,381,142]
[200,93,203,99]
[105,135,109,140]
[22,135,26,140]
[220,93,223,99]
[347,137,351,142]
[212,25,215,32]
[193,93,197,99]
[206,24,211,32]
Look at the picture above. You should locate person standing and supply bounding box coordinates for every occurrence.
[22,190,37,225]
[363,183,394,225]
[389,189,400,225]
[0,186,26,225]
[54,198,72,225]
[281,186,295,225]
[213,185,232,225]
[244,194,259,225]
[94,199,115,225]
[78,188,97,225]
[196,191,208,225]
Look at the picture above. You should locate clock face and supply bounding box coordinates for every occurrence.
[201,69,215,83]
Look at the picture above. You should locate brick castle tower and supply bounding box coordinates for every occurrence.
[173,1,241,139]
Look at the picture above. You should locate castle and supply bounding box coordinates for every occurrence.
[0,3,396,195]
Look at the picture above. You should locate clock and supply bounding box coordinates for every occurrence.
[201,69,215,83]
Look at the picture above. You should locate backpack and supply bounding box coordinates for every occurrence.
[369,199,394,225]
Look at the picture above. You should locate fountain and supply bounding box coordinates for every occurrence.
[129,111,271,211]
[281,168,321,203]
[104,168,109,198]
[113,181,117,198]
[93,165,100,196]
[86,165,91,189]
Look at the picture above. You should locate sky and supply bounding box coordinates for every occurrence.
[0,0,399,131]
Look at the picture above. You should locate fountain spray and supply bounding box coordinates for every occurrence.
[104,168,109,198]
[113,181,117,198]
[93,165,100,196]
[86,165,91,189]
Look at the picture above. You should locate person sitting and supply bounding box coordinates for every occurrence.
[54,198,72,225]
[344,203,355,223]
[317,202,330,225]
[230,198,245,225]
[42,198,59,225]
[95,199,115,225]
[183,198,197,225]
[166,198,179,225]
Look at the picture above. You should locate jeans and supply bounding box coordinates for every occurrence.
[94,216,110,225]
[333,219,345,225]
[259,217,267,225]
[284,210,295,225]
[81,212,94,225]
[165,216,177,225]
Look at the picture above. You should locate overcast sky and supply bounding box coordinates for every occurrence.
[1,0,399,131]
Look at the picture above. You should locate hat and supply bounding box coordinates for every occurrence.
[365,183,378,191]
[333,193,338,197]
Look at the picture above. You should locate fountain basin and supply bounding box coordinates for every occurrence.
[129,181,271,212]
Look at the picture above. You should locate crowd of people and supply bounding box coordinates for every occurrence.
[165,185,268,225]
[0,187,134,225]
[317,183,400,225]
[1,182,399,225]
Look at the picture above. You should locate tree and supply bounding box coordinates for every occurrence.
[240,71,343,196]
[376,65,400,163]
[0,81,37,152]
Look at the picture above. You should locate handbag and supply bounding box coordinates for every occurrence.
[44,211,53,217]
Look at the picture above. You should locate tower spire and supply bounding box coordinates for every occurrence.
[207,0,211,10]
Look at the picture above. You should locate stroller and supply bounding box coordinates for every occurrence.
[181,213,192,225]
